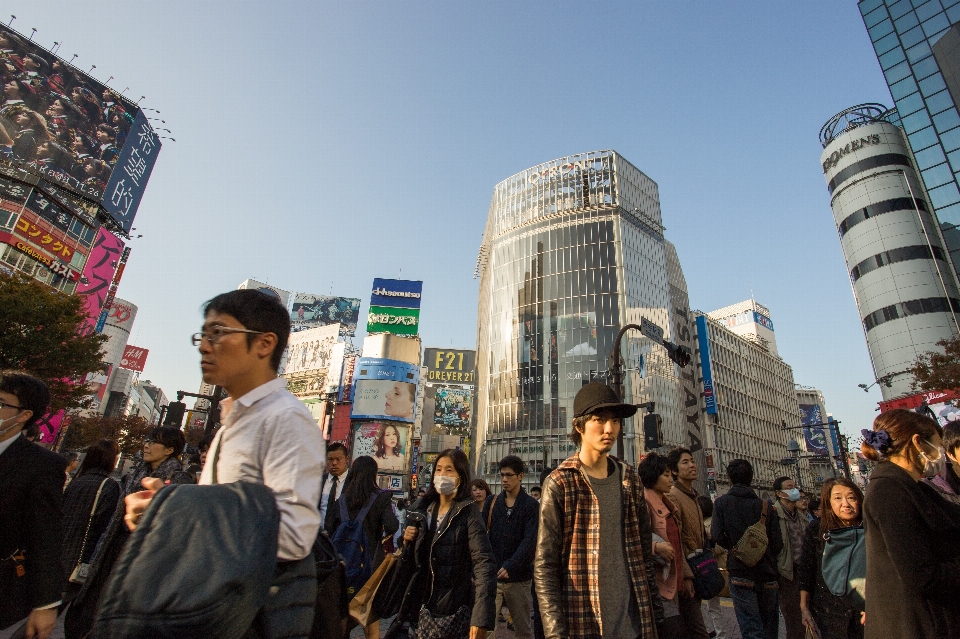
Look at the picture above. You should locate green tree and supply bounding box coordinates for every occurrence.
[0,271,108,413]
[910,335,960,392]
[61,414,153,455]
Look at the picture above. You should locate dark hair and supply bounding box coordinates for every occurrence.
[498,455,525,476]
[203,289,291,371]
[943,421,960,458]
[95,123,116,137]
[147,426,185,459]
[696,495,713,519]
[772,476,794,492]
[64,451,80,463]
[77,439,120,476]
[638,452,671,489]
[470,478,491,498]
[530,485,542,494]
[569,415,588,446]
[539,467,554,486]
[809,497,821,514]
[197,433,215,453]
[862,409,943,465]
[0,370,49,427]
[374,423,402,458]
[818,478,864,537]
[342,455,379,513]
[396,498,407,511]
[327,442,348,457]
[666,447,693,473]
[727,459,754,486]
[422,448,471,505]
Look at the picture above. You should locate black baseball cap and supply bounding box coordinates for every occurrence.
[573,382,638,419]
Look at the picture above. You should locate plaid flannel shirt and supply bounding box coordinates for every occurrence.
[534,454,661,639]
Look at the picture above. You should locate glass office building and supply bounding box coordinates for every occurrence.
[860,0,960,280]
[473,151,695,484]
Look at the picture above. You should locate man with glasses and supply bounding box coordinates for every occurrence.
[125,289,326,637]
[0,371,64,639]
[483,455,539,639]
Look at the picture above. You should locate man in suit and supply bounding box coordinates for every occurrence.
[318,443,349,526]
[0,371,65,639]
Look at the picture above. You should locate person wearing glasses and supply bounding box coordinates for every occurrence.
[0,370,65,639]
[124,289,326,638]
[482,455,539,639]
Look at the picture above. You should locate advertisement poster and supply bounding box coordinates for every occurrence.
[76,229,125,332]
[351,358,420,422]
[695,316,718,414]
[367,278,423,336]
[422,386,473,435]
[283,323,340,375]
[120,345,149,372]
[799,403,829,457]
[292,294,361,334]
[352,421,410,473]
[423,348,476,383]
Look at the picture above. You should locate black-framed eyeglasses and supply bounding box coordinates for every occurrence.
[0,401,22,411]
[191,326,264,346]
[499,472,519,479]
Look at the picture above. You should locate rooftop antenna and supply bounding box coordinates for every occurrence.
[105,76,114,85]
[136,95,145,104]
[88,65,96,73]
[28,28,36,41]
[8,15,15,26]
[51,41,59,53]
[69,54,78,64]
[119,86,129,95]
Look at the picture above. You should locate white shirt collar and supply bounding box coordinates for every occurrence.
[226,378,288,424]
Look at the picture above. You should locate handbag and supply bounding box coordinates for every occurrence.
[730,500,769,567]
[69,477,110,584]
[715,546,730,598]
[349,550,399,627]
[686,548,725,600]
[412,604,471,639]
[820,525,866,611]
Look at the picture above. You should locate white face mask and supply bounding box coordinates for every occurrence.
[0,412,23,436]
[433,475,458,496]
[919,439,946,477]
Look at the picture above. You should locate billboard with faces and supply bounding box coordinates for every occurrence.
[350,357,420,423]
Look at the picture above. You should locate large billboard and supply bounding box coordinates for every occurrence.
[0,24,160,231]
[367,278,423,336]
[350,357,420,422]
[119,345,148,372]
[76,228,125,332]
[351,421,411,473]
[292,294,361,335]
[237,279,291,309]
[799,403,829,457]
[422,385,473,435]
[281,323,341,396]
[423,348,476,384]
[695,316,718,414]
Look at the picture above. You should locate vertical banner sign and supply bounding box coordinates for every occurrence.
[695,316,717,414]
[96,246,131,333]
[367,278,423,336]
[799,404,829,457]
[77,229,125,333]
[102,110,162,233]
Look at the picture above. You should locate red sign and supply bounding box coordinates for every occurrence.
[120,345,149,372]
[878,388,960,412]
[0,231,79,281]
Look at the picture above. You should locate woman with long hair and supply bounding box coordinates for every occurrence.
[798,478,865,639]
[470,478,491,509]
[324,455,398,639]
[61,440,121,594]
[373,422,405,471]
[397,448,496,639]
[861,409,960,639]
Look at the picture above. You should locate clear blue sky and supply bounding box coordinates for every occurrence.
[12,1,894,443]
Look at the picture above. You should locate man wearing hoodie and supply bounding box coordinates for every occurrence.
[711,460,783,639]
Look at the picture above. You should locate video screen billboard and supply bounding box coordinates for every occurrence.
[422,386,473,435]
[350,357,420,422]
[292,294,360,334]
[0,25,160,231]
[799,403,829,457]
[370,278,423,309]
[367,278,423,336]
[351,421,410,473]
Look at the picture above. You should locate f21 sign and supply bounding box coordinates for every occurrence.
[120,345,149,372]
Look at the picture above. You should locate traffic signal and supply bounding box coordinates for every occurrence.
[643,413,663,450]
[664,342,692,368]
[163,401,186,428]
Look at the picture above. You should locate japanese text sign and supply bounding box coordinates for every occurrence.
[102,110,161,232]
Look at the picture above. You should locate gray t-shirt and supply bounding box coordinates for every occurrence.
[586,460,642,639]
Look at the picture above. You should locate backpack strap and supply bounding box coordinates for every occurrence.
[485,494,495,533]
[352,491,379,524]
[759,499,769,525]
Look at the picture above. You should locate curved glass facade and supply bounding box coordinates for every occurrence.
[474,151,692,483]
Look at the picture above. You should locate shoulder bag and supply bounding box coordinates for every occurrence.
[731,500,769,567]
[821,525,866,611]
[69,477,111,584]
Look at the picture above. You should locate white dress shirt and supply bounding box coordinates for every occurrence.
[319,468,348,524]
[199,378,326,561]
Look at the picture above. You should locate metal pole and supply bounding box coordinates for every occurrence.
[609,324,641,459]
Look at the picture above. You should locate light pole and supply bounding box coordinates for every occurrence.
[786,439,804,492]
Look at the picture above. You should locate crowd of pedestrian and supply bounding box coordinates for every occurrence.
[3,289,960,639]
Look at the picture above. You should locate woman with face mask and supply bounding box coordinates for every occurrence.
[396,448,496,639]
[861,409,960,639]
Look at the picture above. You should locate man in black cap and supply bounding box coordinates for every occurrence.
[534,382,661,639]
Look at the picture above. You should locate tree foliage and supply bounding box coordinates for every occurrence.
[0,271,108,413]
[910,335,960,392]
[61,414,154,455]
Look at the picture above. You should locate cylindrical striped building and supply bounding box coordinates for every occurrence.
[820,104,960,400]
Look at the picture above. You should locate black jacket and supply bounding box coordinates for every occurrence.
[324,490,398,568]
[797,520,863,639]
[482,489,539,583]
[61,471,121,583]
[404,497,496,630]
[0,435,66,627]
[711,484,783,581]
[863,461,960,639]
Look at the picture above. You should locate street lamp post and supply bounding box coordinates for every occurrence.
[781,420,851,480]
[786,439,804,492]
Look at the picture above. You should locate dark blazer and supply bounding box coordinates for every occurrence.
[711,484,783,582]
[61,470,121,583]
[863,461,960,639]
[0,435,66,627]
[482,489,539,582]
[324,490,398,567]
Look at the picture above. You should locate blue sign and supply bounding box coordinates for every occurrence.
[102,110,162,233]
[95,309,108,333]
[370,278,423,309]
[695,316,717,414]
[799,403,830,457]
[827,417,842,470]
[350,357,421,423]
